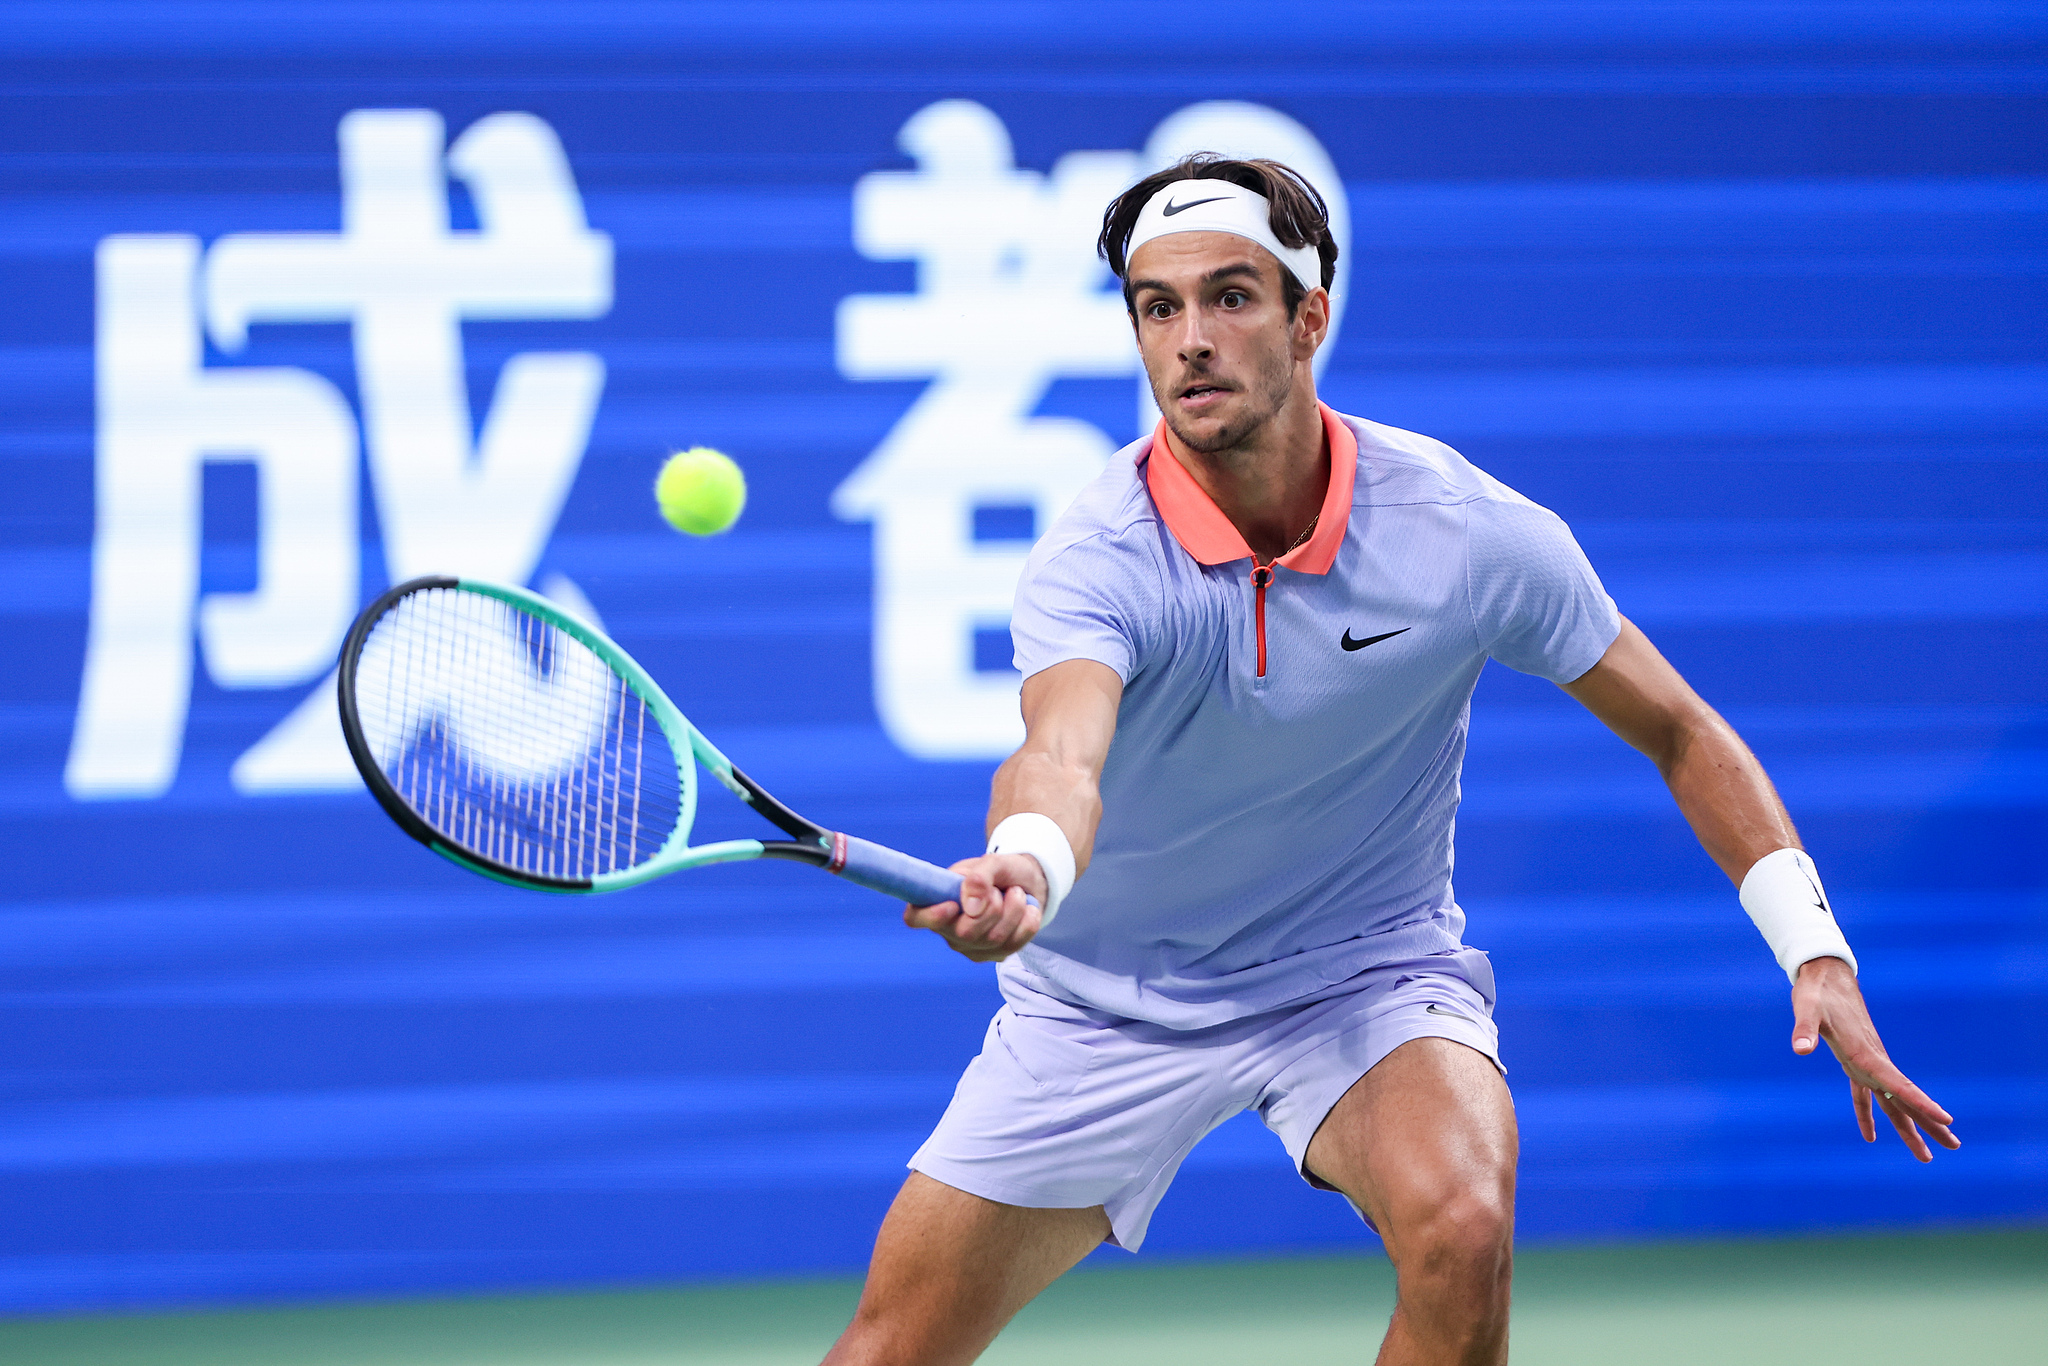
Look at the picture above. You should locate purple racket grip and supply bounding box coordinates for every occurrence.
[828,834,1038,910]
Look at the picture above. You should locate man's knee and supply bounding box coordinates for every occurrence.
[1403,1184,1514,1284]
[821,1177,1107,1365]
[827,1270,1007,1366]
[827,1296,952,1366]
[1368,1138,1514,1284]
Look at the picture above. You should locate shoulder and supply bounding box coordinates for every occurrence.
[1334,411,1542,517]
[1011,438,1174,679]
[1022,436,1172,586]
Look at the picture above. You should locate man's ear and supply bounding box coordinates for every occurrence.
[1291,287,1331,361]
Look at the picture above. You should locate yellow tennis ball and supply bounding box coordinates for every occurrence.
[655,447,747,536]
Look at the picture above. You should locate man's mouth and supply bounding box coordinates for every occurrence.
[1178,382,1230,402]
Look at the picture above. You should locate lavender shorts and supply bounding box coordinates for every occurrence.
[908,948,1501,1251]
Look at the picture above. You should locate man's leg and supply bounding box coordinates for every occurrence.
[822,1172,1111,1366]
[1304,1036,1517,1366]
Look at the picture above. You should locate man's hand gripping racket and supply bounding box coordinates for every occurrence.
[336,576,1034,918]
[909,853,1046,963]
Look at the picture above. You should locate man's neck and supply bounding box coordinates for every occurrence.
[1161,386,1329,562]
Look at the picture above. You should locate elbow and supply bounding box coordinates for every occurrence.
[1650,704,1738,779]
[1644,717,1689,776]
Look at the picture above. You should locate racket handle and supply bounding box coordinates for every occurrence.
[831,834,1038,911]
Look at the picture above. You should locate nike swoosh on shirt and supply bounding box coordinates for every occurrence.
[1424,1003,1468,1020]
[1161,195,1229,216]
[1341,627,1410,652]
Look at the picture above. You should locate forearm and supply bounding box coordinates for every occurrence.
[1657,705,1801,886]
[987,659,1121,879]
[1563,620,1800,886]
[988,746,1102,875]
[1562,623,1954,1158]
[907,667,1113,953]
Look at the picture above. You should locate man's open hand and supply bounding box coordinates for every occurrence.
[904,853,1047,963]
[1792,956,1959,1162]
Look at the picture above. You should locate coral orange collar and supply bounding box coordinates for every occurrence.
[1145,403,1356,574]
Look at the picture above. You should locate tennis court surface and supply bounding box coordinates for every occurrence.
[9,1228,2041,1366]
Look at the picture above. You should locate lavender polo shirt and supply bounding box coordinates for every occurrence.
[999,405,1621,1030]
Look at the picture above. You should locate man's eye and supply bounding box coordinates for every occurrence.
[1220,291,1246,308]
[1147,302,1173,319]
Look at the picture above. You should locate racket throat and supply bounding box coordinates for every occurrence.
[727,767,848,871]
[757,839,834,868]
[728,764,830,844]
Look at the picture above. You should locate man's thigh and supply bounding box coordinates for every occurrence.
[910,1003,1242,1251]
[1302,1035,1517,1251]
[823,1173,1109,1366]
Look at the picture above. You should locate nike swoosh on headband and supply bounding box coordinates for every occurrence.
[1161,195,1230,216]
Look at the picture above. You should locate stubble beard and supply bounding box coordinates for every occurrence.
[1151,340,1298,467]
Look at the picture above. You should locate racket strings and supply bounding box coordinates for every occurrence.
[354,588,683,880]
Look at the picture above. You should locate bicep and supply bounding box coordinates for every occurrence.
[1019,659,1122,778]
[1558,616,1715,766]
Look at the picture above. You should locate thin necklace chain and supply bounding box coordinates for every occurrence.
[1254,510,1319,569]
[1284,511,1320,555]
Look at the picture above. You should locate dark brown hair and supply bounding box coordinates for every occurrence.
[1097,154,1338,316]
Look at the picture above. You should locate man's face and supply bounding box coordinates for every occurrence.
[1126,231,1327,457]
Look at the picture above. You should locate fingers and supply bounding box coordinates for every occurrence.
[903,900,961,931]
[1790,990,1822,1056]
[1886,1080,1956,1134]
[1799,975,1959,1161]
[904,884,1041,963]
[1889,1087,1961,1155]
[949,885,1041,961]
[1876,1090,1934,1164]
[953,860,1000,918]
[1842,1059,1960,1161]
[1850,1055,1958,1133]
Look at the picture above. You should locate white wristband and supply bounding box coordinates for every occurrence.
[1738,848,1857,984]
[987,813,1075,930]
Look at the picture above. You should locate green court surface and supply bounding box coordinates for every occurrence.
[7,1228,2043,1366]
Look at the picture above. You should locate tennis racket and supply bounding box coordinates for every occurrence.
[335,575,988,907]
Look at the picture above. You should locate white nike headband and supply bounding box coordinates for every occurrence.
[1124,178,1325,296]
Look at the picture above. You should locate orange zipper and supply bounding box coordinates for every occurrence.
[1250,563,1273,678]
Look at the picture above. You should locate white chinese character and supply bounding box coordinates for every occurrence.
[833,101,1138,760]
[834,100,1349,760]
[68,109,612,799]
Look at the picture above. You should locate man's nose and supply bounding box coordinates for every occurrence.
[1175,313,1214,363]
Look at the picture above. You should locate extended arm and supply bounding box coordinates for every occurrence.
[1561,618,1958,1161]
[903,659,1123,963]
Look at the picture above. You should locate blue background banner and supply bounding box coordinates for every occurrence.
[1,2,2042,1313]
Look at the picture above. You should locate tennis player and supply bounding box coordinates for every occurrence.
[822,156,1959,1366]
